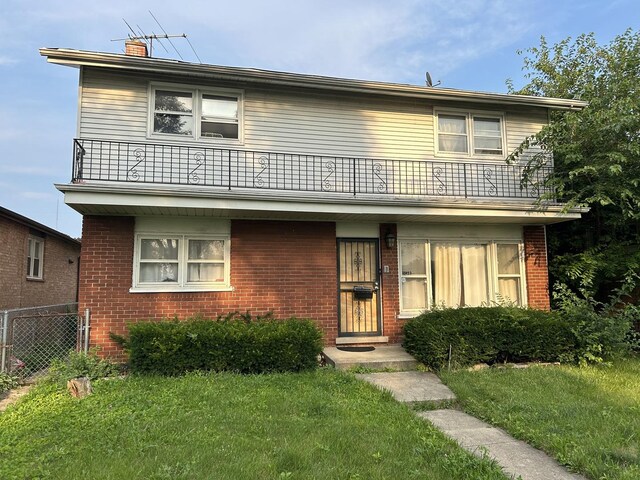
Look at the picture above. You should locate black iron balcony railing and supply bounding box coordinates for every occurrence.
[72,138,554,201]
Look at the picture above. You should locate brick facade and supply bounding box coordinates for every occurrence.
[0,214,80,310]
[80,217,553,359]
[523,225,551,310]
[379,223,403,343]
[80,216,338,359]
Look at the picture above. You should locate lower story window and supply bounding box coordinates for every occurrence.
[134,235,229,290]
[399,239,525,314]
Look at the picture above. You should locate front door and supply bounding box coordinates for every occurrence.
[337,239,381,336]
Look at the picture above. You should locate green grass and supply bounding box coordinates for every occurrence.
[441,357,640,480]
[0,369,507,480]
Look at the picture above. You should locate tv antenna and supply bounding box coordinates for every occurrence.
[112,14,202,63]
[425,71,441,87]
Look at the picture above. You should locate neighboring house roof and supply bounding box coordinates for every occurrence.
[0,206,80,246]
[40,48,588,111]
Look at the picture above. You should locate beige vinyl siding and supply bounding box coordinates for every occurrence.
[505,108,548,163]
[80,69,148,141]
[244,90,433,159]
[79,68,547,162]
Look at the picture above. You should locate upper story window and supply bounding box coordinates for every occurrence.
[436,110,505,158]
[27,235,44,279]
[150,84,242,142]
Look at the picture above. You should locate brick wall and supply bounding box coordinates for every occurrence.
[523,225,550,310]
[80,216,338,359]
[379,223,403,343]
[0,216,80,310]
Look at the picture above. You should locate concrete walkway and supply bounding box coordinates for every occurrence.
[355,371,456,403]
[420,410,586,480]
[356,371,586,480]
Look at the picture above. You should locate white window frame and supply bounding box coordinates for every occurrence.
[26,235,44,280]
[131,234,231,292]
[148,82,244,144]
[398,238,526,316]
[435,109,506,159]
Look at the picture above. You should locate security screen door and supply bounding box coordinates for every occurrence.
[337,239,381,336]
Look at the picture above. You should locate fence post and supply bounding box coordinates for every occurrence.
[1,310,8,373]
[83,309,90,353]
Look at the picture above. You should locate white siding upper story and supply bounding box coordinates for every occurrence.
[78,67,547,163]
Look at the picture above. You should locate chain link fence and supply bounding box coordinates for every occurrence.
[0,303,89,379]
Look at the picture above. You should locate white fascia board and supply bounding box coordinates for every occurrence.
[40,48,588,111]
[56,183,584,224]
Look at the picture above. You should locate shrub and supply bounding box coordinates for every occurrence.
[45,349,121,386]
[403,307,575,370]
[0,372,19,394]
[121,313,324,375]
[554,283,638,365]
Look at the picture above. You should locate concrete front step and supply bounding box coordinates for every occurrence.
[322,345,417,371]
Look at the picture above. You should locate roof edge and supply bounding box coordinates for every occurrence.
[0,205,81,245]
[40,48,588,111]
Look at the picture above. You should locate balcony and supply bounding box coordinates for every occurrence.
[71,138,554,203]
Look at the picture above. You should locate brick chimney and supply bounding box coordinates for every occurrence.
[125,39,148,57]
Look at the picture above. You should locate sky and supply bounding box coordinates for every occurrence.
[0,0,637,238]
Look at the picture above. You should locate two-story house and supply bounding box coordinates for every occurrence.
[41,40,586,359]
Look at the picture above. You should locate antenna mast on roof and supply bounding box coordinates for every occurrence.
[114,15,201,62]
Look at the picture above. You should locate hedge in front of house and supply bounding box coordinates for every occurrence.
[125,316,323,375]
[403,307,575,370]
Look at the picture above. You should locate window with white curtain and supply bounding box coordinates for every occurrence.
[436,110,504,157]
[431,243,489,308]
[496,244,522,305]
[134,235,230,291]
[399,239,525,314]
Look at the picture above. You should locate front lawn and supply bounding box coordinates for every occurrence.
[0,369,507,479]
[442,357,640,480]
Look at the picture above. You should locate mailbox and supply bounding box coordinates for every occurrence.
[353,286,374,300]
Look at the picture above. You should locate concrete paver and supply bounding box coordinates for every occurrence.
[355,371,456,403]
[420,409,586,480]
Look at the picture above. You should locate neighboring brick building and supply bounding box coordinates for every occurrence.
[0,206,81,310]
[42,46,585,357]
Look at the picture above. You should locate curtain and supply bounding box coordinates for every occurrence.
[438,115,467,153]
[432,244,461,307]
[498,278,521,304]
[461,245,489,306]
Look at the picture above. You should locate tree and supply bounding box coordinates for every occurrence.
[508,29,640,300]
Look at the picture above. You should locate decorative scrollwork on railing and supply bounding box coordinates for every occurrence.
[372,163,387,193]
[322,161,335,191]
[254,155,269,188]
[127,148,145,182]
[483,167,498,196]
[433,166,447,195]
[188,152,204,185]
[73,141,85,180]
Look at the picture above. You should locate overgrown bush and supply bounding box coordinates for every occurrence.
[118,312,324,375]
[45,349,121,386]
[403,307,575,370]
[0,372,19,394]
[555,282,639,365]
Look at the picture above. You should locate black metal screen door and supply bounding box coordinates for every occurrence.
[337,239,381,336]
